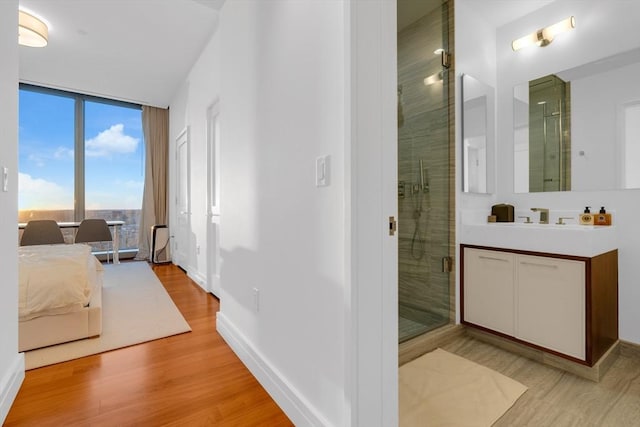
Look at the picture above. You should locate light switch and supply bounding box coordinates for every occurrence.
[316,155,330,187]
[2,167,7,192]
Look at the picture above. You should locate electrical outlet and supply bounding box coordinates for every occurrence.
[196,245,201,255]
[252,287,260,312]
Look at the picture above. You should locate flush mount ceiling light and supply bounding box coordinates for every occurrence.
[19,9,48,47]
[512,16,575,51]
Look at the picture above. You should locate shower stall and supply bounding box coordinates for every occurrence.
[397,0,454,343]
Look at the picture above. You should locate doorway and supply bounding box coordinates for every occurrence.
[397,0,455,343]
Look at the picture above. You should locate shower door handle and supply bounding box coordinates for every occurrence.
[442,256,453,273]
[389,216,397,236]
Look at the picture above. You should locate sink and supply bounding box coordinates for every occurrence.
[461,222,617,257]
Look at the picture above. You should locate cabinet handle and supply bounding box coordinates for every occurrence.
[520,261,558,269]
[479,256,509,262]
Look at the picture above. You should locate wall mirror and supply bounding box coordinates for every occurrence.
[514,46,640,192]
[462,74,495,194]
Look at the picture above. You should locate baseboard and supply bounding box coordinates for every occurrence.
[466,327,619,382]
[186,268,207,292]
[399,323,464,366]
[0,353,25,424]
[216,312,329,426]
[619,340,640,359]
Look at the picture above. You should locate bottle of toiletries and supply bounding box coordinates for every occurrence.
[594,206,612,226]
[580,206,594,225]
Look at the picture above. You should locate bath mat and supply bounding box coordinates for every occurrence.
[399,348,527,426]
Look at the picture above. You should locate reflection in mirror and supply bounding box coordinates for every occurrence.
[514,47,640,192]
[515,75,571,193]
[462,74,494,193]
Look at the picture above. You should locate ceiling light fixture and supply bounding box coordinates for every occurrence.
[512,16,575,51]
[19,9,48,47]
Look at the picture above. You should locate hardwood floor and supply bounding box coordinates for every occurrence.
[6,263,293,426]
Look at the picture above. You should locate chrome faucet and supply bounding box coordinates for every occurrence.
[531,208,549,224]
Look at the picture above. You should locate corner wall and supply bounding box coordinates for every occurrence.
[0,0,25,422]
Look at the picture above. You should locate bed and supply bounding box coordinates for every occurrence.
[18,243,104,352]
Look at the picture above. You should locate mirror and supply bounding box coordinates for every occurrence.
[514,47,640,192]
[462,74,495,193]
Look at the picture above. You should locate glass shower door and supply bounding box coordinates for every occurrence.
[397,0,452,343]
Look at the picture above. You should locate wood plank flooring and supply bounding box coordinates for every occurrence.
[5,263,293,426]
[442,335,640,426]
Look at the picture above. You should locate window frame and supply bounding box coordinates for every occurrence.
[19,83,142,222]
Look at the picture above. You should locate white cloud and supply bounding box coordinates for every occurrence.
[54,147,74,159]
[19,173,73,210]
[27,153,46,167]
[85,124,140,157]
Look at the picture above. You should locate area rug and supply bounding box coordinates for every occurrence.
[25,262,192,370]
[399,348,527,426]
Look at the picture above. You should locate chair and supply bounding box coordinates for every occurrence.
[74,219,113,263]
[20,220,65,246]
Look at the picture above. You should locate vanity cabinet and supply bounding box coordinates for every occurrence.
[516,254,585,360]
[463,249,515,336]
[461,245,618,366]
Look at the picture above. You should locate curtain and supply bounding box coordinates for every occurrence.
[136,106,169,260]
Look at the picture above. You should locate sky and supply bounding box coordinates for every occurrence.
[18,89,144,211]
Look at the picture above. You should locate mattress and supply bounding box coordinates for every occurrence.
[18,243,103,321]
[18,244,104,352]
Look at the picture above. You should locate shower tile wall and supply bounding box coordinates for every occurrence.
[398,5,452,334]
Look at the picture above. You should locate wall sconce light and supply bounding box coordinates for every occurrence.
[19,9,49,47]
[512,16,575,51]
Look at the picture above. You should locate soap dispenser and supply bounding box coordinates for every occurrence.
[595,206,612,226]
[580,206,594,225]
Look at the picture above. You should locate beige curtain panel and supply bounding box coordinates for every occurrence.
[137,105,169,260]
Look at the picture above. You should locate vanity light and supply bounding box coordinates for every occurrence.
[19,9,48,47]
[512,16,575,51]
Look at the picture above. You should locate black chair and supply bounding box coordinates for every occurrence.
[20,220,65,246]
[75,219,113,263]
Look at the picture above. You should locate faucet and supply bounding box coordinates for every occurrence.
[556,216,574,225]
[531,208,549,224]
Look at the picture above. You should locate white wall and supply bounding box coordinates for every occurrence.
[0,0,25,423]
[456,1,500,323]
[169,24,221,291]
[492,0,640,344]
[171,1,350,425]
[215,1,346,424]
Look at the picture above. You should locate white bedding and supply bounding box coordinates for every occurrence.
[19,244,103,321]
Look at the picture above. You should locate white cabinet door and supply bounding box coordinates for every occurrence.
[516,255,585,360]
[464,248,515,336]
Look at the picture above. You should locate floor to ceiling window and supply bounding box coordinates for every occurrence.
[18,84,144,253]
